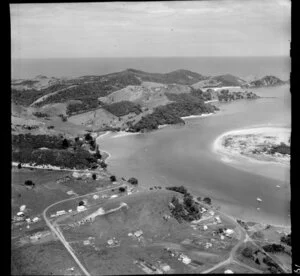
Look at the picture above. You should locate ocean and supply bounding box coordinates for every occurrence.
[11,56,290,81]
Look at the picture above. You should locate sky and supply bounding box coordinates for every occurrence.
[10,0,291,59]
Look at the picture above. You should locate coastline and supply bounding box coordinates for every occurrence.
[181,112,215,120]
[96,131,112,162]
[212,126,290,166]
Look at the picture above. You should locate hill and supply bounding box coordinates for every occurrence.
[246,75,287,88]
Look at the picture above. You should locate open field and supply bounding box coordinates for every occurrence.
[54,190,241,275]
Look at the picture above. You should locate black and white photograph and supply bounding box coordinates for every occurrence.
[11,1,291,275]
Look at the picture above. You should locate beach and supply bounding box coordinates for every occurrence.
[181,112,215,120]
[213,127,290,166]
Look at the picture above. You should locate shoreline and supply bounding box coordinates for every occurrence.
[181,112,215,120]
[212,126,290,166]
[96,131,112,162]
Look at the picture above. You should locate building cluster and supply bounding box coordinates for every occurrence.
[164,248,191,265]
[12,205,41,227]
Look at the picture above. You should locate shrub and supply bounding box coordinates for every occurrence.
[62,138,69,149]
[24,180,35,187]
[165,186,187,195]
[33,112,49,118]
[241,247,254,259]
[110,175,117,182]
[262,244,285,253]
[100,162,107,169]
[128,177,138,185]
[85,133,93,141]
[280,233,291,246]
[119,187,126,192]
[47,126,55,129]
[203,197,212,205]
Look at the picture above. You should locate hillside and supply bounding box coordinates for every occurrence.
[11,69,283,134]
[247,76,288,88]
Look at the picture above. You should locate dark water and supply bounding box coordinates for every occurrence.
[98,85,291,226]
[12,56,290,80]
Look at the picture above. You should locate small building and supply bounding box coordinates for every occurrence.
[180,254,191,264]
[209,210,215,216]
[77,206,86,212]
[20,205,26,212]
[68,209,72,213]
[93,195,99,200]
[134,230,143,237]
[110,195,118,199]
[203,225,208,230]
[205,242,212,249]
[83,240,90,245]
[220,235,225,240]
[17,211,24,217]
[160,264,171,272]
[224,229,234,236]
[32,217,39,223]
[26,218,31,223]
[224,269,234,274]
[56,210,66,216]
[215,216,222,223]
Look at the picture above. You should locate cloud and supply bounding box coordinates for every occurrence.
[10,1,291,58]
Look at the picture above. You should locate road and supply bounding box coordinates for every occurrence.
[43,183,124,276]
[42,188,286,275]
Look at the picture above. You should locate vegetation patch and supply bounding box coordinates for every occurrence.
[102,101,142,117]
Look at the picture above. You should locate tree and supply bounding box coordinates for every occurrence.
[92,174,97,180]
[17,163,22,169]
[280,233,291,246]
[128,177,138,185]
[203,197,212,205]
[78,200,84,206]
[241,247,253,259]
[85,133,92,141]
[62,138,69,149]
[119,187,126,192]
[100,162,107,169]
[24,180,35,188]
[110,175,117,182]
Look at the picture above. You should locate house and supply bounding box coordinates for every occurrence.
[83,240,90,245]
[224,229,234,236]
[56,210,66,216]
[215,216,222,223]
[77,206,86,212]
[32,217,39,223]
[224,269,234,274]
[209,210,215,216]
[205,242,212,249]
[203,225,208,230]
[160,264,171,272]
[179,254,191,264]
[93,195,99,200]
[110,195,118,199]
[17,211,24,217]
[134,230,143,237]
[20,205,26,212]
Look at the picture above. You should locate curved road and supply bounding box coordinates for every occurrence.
[43,184,124,276]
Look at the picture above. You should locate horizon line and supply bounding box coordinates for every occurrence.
[12,55,290,60]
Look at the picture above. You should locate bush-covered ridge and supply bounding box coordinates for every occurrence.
[12,133,101,170]
[102,101,142,117]
[128,91,218,132]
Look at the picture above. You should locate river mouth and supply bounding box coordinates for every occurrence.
[97,86,291,226]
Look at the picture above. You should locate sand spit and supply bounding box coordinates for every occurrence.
[181,113,215,120]
[213,127,290,166]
